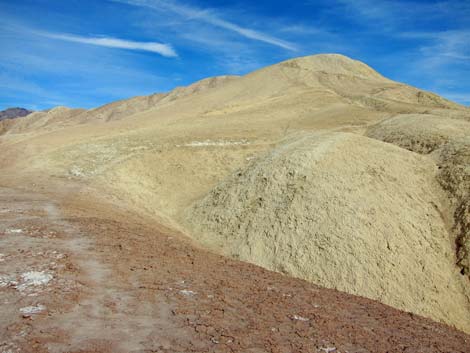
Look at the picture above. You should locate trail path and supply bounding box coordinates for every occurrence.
[1,186,469,353]
[0,186,190,353]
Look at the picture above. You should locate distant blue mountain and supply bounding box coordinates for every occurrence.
[0,107,33,121]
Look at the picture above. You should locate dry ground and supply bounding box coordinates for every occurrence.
[1,176,470,353]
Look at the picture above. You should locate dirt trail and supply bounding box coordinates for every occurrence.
[1,185,470,353]
[0,186,191,353]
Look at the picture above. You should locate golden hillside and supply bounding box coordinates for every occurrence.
[1,53,469,332]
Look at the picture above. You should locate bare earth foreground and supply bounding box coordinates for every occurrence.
[1,54,470,352]
[0,177,469,353]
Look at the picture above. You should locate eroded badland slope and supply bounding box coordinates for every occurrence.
[1,54,470,336]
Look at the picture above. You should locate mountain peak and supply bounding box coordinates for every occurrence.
[279,53,387,81]
[0,107,33,121]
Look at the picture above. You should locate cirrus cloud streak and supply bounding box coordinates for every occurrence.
[113,0,297,51]
[40,31,178,57]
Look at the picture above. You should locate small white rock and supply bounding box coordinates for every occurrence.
[7,229,23,234]
[319,347,337,353]
[180,289,196,296]
[0,275,15,287]
[20,304,46,316]
[292,314,309,322]
[17,271,53,291]
[21,271,53,285]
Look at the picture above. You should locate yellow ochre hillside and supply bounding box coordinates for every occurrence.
[1,54,469,333]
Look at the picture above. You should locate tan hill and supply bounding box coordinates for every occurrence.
[0,107,33,136]
[183,131,470,331]
[367,114,470,276]
[75,76,238,123]
[75,93,166,123]
[1,54,462,136]
[5,106,85,134]
[0,119,16,135]
[1,53,469,334]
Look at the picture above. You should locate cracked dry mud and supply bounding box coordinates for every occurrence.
[0,184,469,353]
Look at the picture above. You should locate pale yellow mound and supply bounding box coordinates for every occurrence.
[367,115,470,276]
[77,76,239,123]
[7,106,86,133]
[366,114,470,153]
[437,138,470,275]
[0,119,15,135]
[183,132,470,332]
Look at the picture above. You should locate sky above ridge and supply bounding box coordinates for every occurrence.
[0,0,469,110]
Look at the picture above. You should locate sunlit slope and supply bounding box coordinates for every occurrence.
[0,54,467,224]
[367,114,470,277]
[2,54,463,136]
[183,131,470,332]
[0,54,469,332]
[7,106,85,133]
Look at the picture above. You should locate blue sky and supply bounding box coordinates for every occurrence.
[0,0,469,110]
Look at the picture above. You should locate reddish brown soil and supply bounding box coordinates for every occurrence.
[1,182,469,353]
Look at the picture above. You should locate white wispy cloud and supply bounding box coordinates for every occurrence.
[417,31,470,60]
[113,0,297,51]
[336,1,470,67]
[334,0,469,32]
[401,30,470,69]
[39,32,177,57]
